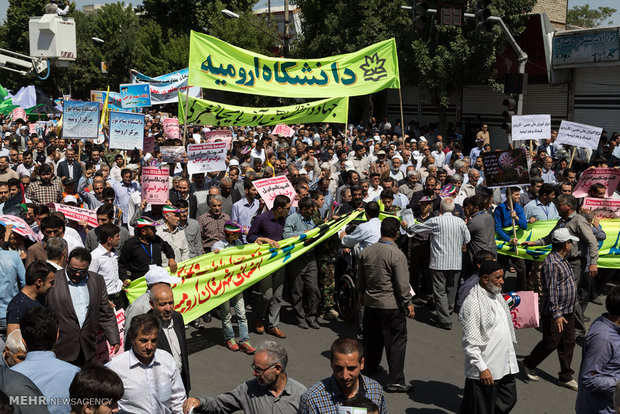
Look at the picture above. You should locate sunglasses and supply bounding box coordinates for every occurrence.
[68,266,89,277]
[251,363,277,375]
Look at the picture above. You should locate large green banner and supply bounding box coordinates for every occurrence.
[497,219,620,268]
[178,93,348,126]
[126,211,361,323]
[188,31,400,98]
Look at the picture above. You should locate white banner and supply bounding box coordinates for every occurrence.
[556,120,602,150]
[187,142,227,174]
[511,115,551,142]
[130,68,200,105]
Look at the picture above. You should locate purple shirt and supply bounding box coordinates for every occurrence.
[576,315,620,414]
[247,210,285,243]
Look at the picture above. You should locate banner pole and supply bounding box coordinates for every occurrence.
[398,88,405,139]
[507,187,518,255]
[529,140,533,160]
[182,86,191,147]
[568,146,577,168]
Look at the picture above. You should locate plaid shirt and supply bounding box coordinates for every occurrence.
[541,250,576,319]
[26,179,62,205]
[299,375,387,414]
[197,211,230,250]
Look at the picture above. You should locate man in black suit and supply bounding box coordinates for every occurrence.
[149,283,191,393]
[56,148,83,182]
[170,177,198,219]
[46,247,120,366]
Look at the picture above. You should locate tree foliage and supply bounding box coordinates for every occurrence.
[567,5,616,28]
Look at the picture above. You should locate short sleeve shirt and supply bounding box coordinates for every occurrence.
[6,292,43,325]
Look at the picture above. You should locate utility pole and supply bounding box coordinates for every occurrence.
[283,0,290,57]
[268,0,271,21]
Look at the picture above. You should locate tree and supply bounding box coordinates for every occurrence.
[567,5,616,28]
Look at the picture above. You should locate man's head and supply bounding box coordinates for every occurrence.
[176,178,190,199]
[150,284,175,323]
[440,197,455,214]
[298,197,316,219]
[508,187,521,205]
[379,189,394,210]
[0,182,9,203]
[102,187,116,208]
[98,223,121,249]
[330,337,364,395]
[479,260,505,295]
[220,177,233,197]
[19,307,58,352]
[25,260,55,297]
[252,341,288,388]
[96,205,115,226]
[45,237,67,264]
[128,313,160,365]
[463,195,484,218]
[121,168,132,186]
[365,201,380,220]
[0,156,9,172]
[66,247,92,284]
[380,217,400,239]
[41,215,65,241]
[538,183,556,205]
[174,199,189,224]
[556,194,578,218]
[208,194,223,217]
[69,364,124,414]
[551,228,579,254]
[272,195,291,219]
[3,329,26,367]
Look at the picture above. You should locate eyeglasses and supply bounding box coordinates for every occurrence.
[67,266,89,277]
[251,363,277,375]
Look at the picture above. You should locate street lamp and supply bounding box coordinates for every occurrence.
[91,37,104,43]
[221,9,240,19]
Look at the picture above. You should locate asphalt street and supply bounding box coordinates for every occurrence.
[185,273,605,413]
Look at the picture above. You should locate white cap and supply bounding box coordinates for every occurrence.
[145,266,182,286]
[229,159,239,167]
[418,136,427,142]
[551,228,579,243]
[343,160,355,172]
[63,195,78,204]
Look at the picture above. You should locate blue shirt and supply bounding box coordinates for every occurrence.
[11,351,80,414]
[66,271,90,328]
[231,197,260,243]
[299,374,387,414]
[283,212,316,239]
[342,218,381,251]
[0,250,26,330]
[523,198,559,221]
[576,316,620,414]
[541,168,557,184]
[494,201,527,242]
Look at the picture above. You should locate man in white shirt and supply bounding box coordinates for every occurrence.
[89,223,127,309]
[106,313,186,414]
[340,202,382,256]
[458,260,518,413]
[157,205,190,264]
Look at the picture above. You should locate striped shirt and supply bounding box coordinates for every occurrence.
[407,212,471,270]
[541,250,576,319]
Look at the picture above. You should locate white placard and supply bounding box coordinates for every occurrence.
[511,114,551,142]
[556,120,602,150]
[187,142,227,174]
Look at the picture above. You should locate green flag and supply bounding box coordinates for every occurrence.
[179,93,348,126]
[188,31,400,98]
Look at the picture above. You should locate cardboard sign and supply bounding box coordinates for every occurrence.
[143,135,156,154]
[272,124,295,137]
[511,115,551,142]
[109,111,145,150]
[511,291,539,329]
[557,120,602,150]
[203,130,232,149]
[62,100,100,139]
[582,197,620,219]
[0,215,39,241]
[481,148,530,188]
[120,83,152,108]
[573,168,620,198]
[160,146,186,163]
[187,142,227,174]
[163,118,180,140]
[253,176,297,210]
[141,166,170,204]
[53,204,99,227]
[94,309,125,364]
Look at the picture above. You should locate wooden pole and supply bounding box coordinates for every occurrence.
[568,146,577,168]
[182,85,191,147]
[529,140,533,160]
[398,88,405,139]
[506,187,518,254]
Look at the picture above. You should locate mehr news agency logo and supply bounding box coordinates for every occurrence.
[9,396,114,407]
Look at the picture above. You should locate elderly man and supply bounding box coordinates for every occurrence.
[459,260,519,413]
[403,197,470,330]
[299,337,387,413]
[183,341,306,414]
[157,205,190,263]
[399,169,422,201]
[175,199,203,259]
[198,194,230,253]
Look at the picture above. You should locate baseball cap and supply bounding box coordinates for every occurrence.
[343,161,355,172]
[145,265,182,286]
[63,195,78,204]
[377,150,386,156]
[551,228,579,243]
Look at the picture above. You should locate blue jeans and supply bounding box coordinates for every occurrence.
[220,293,249,343]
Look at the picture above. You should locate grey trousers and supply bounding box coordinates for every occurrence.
[432,269,461,325]
[257,268,285,330]
[289,257,320,324]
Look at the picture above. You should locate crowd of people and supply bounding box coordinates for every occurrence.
[0,110,619,414]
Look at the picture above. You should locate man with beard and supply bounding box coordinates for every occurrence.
[182,341,305,413]
[458,260,518,413]
[26,163,62,204]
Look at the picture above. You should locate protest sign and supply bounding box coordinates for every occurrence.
[481,148,530,188]
[272,124,295,137]
[189,32,400,98]
[253,176,298,209]
[0,215,39,241]
[582,198,620,218]
[62,100,100,139]
[120,83,152,108]
[130,68,200,105]
[29,124,36,134]
[94,309,125,364]
[160,146,186,163]
[90,90,105,103]
[510,291,539,329]
[143,135,156,153]
[141,166,170,204]
[573,168,620,198]
[53,204,98,227]
[511,114,551,142]
[179,94,348,127]
[109,111,144,150]
[187,142,227,174]
[163,118,180,140]
[203,130,232,149]
[11,107,26,122]
[557,120,602,150]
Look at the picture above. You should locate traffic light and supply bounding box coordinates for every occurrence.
[501,98,516,131]
[475,0,492,36]
[413,0,429,32]
[439,2,464,26]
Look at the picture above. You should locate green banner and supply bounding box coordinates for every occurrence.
[126,211,361,323]
[178,93,348,126]
[497,219,620,268]
[188,31,400,98]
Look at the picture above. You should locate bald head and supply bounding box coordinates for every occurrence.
[149,284,174,322]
